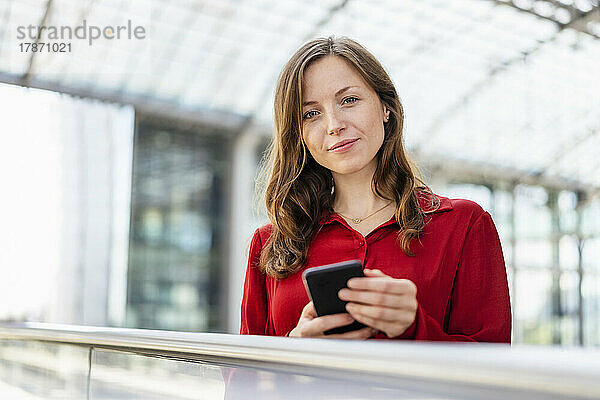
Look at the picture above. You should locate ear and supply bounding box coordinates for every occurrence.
[383,106,390,122]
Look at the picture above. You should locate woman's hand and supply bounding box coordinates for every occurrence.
[338,269,418,338]
[288,301,377,339]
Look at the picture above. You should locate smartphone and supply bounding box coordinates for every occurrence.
[302,260,366,335]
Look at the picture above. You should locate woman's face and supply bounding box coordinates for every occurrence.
[300,55,389,176]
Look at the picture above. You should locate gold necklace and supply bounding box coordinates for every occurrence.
[335,201,393,224]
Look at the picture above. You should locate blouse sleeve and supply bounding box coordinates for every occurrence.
[393,211,512,343]
[240,228,270,335]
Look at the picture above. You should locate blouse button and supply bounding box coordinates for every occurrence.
[359,240,365,246]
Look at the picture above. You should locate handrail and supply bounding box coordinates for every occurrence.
[1,322,600,398]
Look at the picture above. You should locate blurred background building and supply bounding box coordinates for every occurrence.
[0,0,599,346]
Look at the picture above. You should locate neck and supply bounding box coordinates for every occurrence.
[331,161,391,217]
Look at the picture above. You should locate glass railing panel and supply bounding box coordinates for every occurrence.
[0,339,89,399]
[88,348,430,400]
[88,348,559,400]
[89,348,225,400]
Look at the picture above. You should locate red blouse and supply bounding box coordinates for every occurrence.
[240,194,512,343]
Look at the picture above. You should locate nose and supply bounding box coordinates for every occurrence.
[326,109,344,136]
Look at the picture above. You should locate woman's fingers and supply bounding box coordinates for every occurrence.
[338,288,405,308]
[346,302,416,322]
[292,288,416,339]
[299,313,355,337]
[348,307,415,335]
[345,301,417,338]
[292,302,381,339]
[345,302,407,322]
[300,301,317,319]
[347,276,417,296]
[323,326,376,340]
[363,268,387,276]
[293,274,419,339]
[292,302,368,338]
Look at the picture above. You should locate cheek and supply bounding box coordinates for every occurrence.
[303,128,322,155]
[363,109,383,133]
[364,113,385,146]
[304,131,333,168]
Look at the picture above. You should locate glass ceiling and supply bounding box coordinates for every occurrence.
[1,0,599,190]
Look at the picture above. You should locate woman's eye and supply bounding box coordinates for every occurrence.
[303,99,357,120]
[303,110,319,120]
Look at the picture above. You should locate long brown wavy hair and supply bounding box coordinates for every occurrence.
[256,36,438,279]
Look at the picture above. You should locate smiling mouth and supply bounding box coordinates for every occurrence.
[329,139,359,151]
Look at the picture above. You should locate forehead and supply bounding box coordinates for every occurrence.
[301,56,369,99]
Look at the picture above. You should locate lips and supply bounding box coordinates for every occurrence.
[328,138,359,151]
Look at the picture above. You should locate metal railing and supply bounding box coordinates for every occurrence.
[1,322,600,399]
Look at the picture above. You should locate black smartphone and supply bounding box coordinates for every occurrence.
[302,260,366,335]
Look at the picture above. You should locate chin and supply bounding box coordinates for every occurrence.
[328,159,370,175]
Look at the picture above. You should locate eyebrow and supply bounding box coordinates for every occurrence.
[302,86,358,107]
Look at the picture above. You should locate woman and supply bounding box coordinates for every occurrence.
[240,36,511,342]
